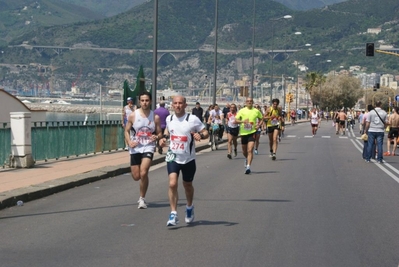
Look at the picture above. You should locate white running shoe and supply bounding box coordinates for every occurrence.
[137,197,147,209]
[185,206,195,224]
[167,212,179,226]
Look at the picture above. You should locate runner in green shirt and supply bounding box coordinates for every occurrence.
[235,97,263,174]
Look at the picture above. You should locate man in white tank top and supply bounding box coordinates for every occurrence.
[159,95,209,226]
[124,92,162,209]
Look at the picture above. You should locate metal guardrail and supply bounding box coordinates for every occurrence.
[1,120,125,167]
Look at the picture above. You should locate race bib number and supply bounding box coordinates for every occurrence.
[244,122,253,130]
[271,118,279,126]
[170,135,188,154]
[165,149,176,163]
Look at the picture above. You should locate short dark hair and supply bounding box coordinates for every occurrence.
[376,101,382,107]
[139,91,152,101]
[367,104,374,111]
[272,98,280,105]
[196,102,200,105]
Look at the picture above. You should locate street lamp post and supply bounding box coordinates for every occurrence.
[151,0,158,109]
[270,15,292,104]
[250,0,256,98]
[213,0,218,105]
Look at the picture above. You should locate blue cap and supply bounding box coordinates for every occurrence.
[127,97,133,101]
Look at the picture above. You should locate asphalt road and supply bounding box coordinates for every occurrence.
[1,121,399,267]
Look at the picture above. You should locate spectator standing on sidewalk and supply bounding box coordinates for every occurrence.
[191,102,204,122]
[160,95,208,226]
[122,97,136,150]
[154,101,170,154]
[364,101,388,163]
[124,92,162,209]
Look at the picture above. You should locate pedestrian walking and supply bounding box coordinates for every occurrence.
[160,95,208,226]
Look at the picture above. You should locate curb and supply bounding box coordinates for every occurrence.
[0,143,211,210]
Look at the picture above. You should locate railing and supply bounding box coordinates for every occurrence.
[1,120,125,167]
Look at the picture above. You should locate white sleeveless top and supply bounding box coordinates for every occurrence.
[311,112,319,124]
[166,113,205,164]
[129,109,156,154]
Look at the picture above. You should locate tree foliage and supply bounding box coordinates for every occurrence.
[304,72,363,110]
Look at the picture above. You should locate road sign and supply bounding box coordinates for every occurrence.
[395,95,399,101]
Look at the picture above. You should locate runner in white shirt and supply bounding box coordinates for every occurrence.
[310,108,320,137]
[159,95,209,227]
[124,92,162,209]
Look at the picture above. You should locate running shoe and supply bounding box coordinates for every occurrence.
[137,197,147,209]
[272,153,276,160]
[383,151,391,156]
[269,151,273,157]
[245,167,251,174]
[227,154,232,159]
[254,149,258,155]
[185,206,195,224]
[167,212,179,226]
[234,149,237,157]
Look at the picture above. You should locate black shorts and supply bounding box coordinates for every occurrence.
[339,120,345,126]
[267,126,279,132]
[335,118,340,123]
[388,128,399,139]
[311,124,318,127]
[228,127,239,137]
[130,152,154,166]
[241,133,256,145]
[167,159,196,182]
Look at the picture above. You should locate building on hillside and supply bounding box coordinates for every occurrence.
[367,28,382,34]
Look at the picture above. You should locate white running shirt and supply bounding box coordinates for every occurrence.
[311,112,319,124]
[129,109,156,154]
[166,113,205,164]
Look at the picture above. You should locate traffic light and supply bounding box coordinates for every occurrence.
[366,43,374,56]
[289,93,294,103]
[286,94,290,102]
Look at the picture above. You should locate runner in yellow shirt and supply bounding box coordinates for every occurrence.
[234,97,263,174]
[264,98,283,160]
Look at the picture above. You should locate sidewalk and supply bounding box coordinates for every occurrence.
[0,141,211,210]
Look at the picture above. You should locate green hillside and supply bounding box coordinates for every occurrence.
[59,0,147,17]
[1,0,399,91]
[0,0,103,45]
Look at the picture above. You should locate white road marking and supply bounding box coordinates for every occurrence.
[350,139,399,184]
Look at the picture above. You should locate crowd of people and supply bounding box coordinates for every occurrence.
[122,93,396,227]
